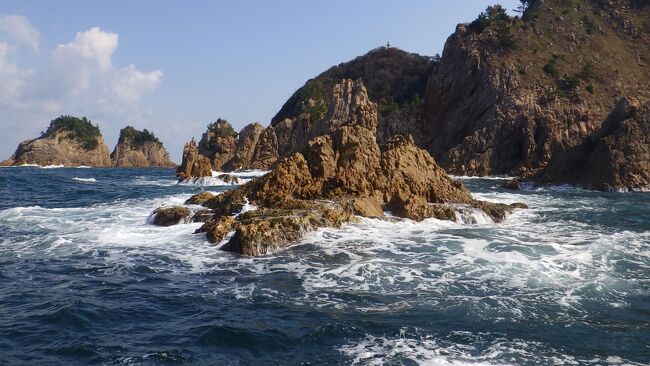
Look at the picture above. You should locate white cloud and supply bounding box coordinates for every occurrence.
[0,18,164,160]
[111,65,163,103]
[0,42,34,104]
[0,15,40,51]
[53,27,118,71]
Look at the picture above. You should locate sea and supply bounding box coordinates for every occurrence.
[0,166,648,365]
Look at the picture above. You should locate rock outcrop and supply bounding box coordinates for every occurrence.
[3,115,112,167]
[111,126,175,167]
[158,80,525,256]
[176,138,212,180]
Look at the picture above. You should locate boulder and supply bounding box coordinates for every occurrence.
[152,206,192,226]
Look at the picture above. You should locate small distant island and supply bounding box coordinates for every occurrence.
[1,116,175,168]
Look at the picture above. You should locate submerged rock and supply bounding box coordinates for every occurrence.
[157,79,526,256]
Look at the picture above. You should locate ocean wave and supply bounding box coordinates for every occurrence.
[71,177,97,183]
[337,332,646,366]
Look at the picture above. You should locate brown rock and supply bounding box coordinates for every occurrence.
[197,216,236,243]
[152,206,192,226]
[223,122,264,171]
[185,191,215,205]
[176,138,212,180]
[188,80,525,255]
[348,197,384,217]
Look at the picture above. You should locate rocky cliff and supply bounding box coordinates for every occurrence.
[111,126,175,167]
[177,48,435,174]
[421,0,649,190]
[160,80,525,256]
[178,0,649,191]
[1,116,112,167]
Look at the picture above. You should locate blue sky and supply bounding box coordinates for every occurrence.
[0,0,519,162]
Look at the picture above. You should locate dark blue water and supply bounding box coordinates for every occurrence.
[0,167,649,365]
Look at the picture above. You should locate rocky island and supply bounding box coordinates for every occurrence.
[1,116,175,168]
[177,0,649,191]
[111,126,175,168]
[0,115,112,167]
[157,80,526,256]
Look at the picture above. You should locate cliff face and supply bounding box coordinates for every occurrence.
[111,126,175,167]
[422,0,649,190]
[178,0,649,190]
[3,116,112,167]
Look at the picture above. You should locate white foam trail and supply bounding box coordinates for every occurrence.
[451,175,512,181]
[40,164,66,169]
[71,177,97,183]
[211,169,269,178]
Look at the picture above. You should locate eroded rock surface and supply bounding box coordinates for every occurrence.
[158,80,525,256]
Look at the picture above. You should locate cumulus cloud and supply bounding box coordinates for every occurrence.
[0,17,163,160]
[0,15,40,51]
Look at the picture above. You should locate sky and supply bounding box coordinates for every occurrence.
[0,0,520,163]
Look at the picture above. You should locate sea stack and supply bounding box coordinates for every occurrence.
[111,126,175,167]
[1,115,112,167]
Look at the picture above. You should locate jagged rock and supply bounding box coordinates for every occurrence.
[4,116,112,167]
[185,192,215,205]
[111,126,175,167]
[223,123,264,170]
[177,138,212,180]
[152,206,192,226]
[186,79,525,255]
[198,119,238,171]
[250,127,279,169]
[197,216,236,243]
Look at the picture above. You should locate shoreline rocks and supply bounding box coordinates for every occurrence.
[157,79,526,256]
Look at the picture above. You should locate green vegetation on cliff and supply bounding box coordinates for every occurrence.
[272,47,435,124]
[45,115,101,150]
[118,126,162,147]
[207,118,237,138]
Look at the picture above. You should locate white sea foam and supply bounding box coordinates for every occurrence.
[71,177,97,183]
[40,164,66,169]
[211,169,269,178]
[451,175,512,181]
